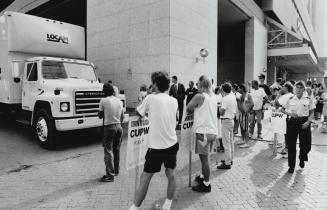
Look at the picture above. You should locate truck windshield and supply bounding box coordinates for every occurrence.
[42,61,97,81]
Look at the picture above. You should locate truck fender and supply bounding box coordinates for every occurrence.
[31,101,52,125]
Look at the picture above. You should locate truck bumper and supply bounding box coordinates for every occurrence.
[55,116,102,131]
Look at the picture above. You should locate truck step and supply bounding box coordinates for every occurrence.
[16,119,30,125]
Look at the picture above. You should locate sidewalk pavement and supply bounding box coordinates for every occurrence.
[0,129,327,210]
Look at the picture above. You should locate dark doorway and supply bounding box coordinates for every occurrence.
[218,24,245,84]
[218,0,248,85]
[26,0,86,27]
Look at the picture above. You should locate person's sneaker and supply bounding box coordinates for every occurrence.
[220,160,233,165]
[269,141,274,145]
[217,163,231,169]
[191,182,211,193]
[257,135,263,140]
[288,168,295,173]
[154,204,170,210]
[299,160,305,168]
[239,143,249,148]
[194,175,204,184]
[98,175,114,182]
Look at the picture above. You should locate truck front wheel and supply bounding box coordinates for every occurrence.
[33,109,56,149]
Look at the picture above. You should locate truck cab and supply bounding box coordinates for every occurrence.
[0,12,127,149]
[12,56,127,148]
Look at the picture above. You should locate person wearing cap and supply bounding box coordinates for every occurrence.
[98,83,124,182]
[281,81,315,173]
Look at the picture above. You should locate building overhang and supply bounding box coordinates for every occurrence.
[267,17,324,75]
[268,45,323,74]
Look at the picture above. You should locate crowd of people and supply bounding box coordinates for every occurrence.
[98,72,327,210]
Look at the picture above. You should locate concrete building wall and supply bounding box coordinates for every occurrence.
[170,0,217,85]
[230,0,265,23]
[87,0,171,108]
[88,0,218,108]
[244,17,267,83]
[0,0,49,15]
[312,0,327,57]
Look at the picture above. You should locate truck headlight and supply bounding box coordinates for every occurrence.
[60,102,70,112]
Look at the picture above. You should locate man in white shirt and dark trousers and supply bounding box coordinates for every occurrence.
[129,72,179,210]
[249,80,268,139]
[98,83,124,182]
[282,81,315,173]
[217,83,237,169]
[186,75,218,193]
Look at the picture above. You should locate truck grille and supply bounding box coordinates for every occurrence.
[75,91,105,114]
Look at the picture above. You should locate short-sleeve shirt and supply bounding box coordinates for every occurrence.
[250,88,266,110]
[278,92,294,108]
[285,95,315,117]
[137,93,178,149]
[221,93,237,119]
[99,96,123,125]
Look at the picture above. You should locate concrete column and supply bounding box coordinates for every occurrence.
[244,17,267,83]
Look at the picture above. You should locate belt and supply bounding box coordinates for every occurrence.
[221,118,232,120]
[289,116,308,121]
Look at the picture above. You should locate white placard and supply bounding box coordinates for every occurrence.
[181,113,195,152]
[271,111,287,134]
[126,116,149,170]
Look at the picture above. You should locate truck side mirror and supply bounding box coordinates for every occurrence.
[13,63,21,83]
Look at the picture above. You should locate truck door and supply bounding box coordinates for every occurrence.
[22,62,39,111]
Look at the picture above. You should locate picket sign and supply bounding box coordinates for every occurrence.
[181,112,195,187]
[262,108,287,155]
[126,116,150,194]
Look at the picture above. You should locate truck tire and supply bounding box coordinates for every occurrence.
[33,109,56,149]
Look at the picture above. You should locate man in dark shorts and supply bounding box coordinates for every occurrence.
[129,72,178,210]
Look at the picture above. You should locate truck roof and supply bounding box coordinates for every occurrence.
[27,57,92,65]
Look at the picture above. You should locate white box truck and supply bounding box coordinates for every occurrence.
[0,12,126,149]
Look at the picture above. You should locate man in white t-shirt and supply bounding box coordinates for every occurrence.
[129,72,178,210]
[249,80,268,139]
[217,82,237,169]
